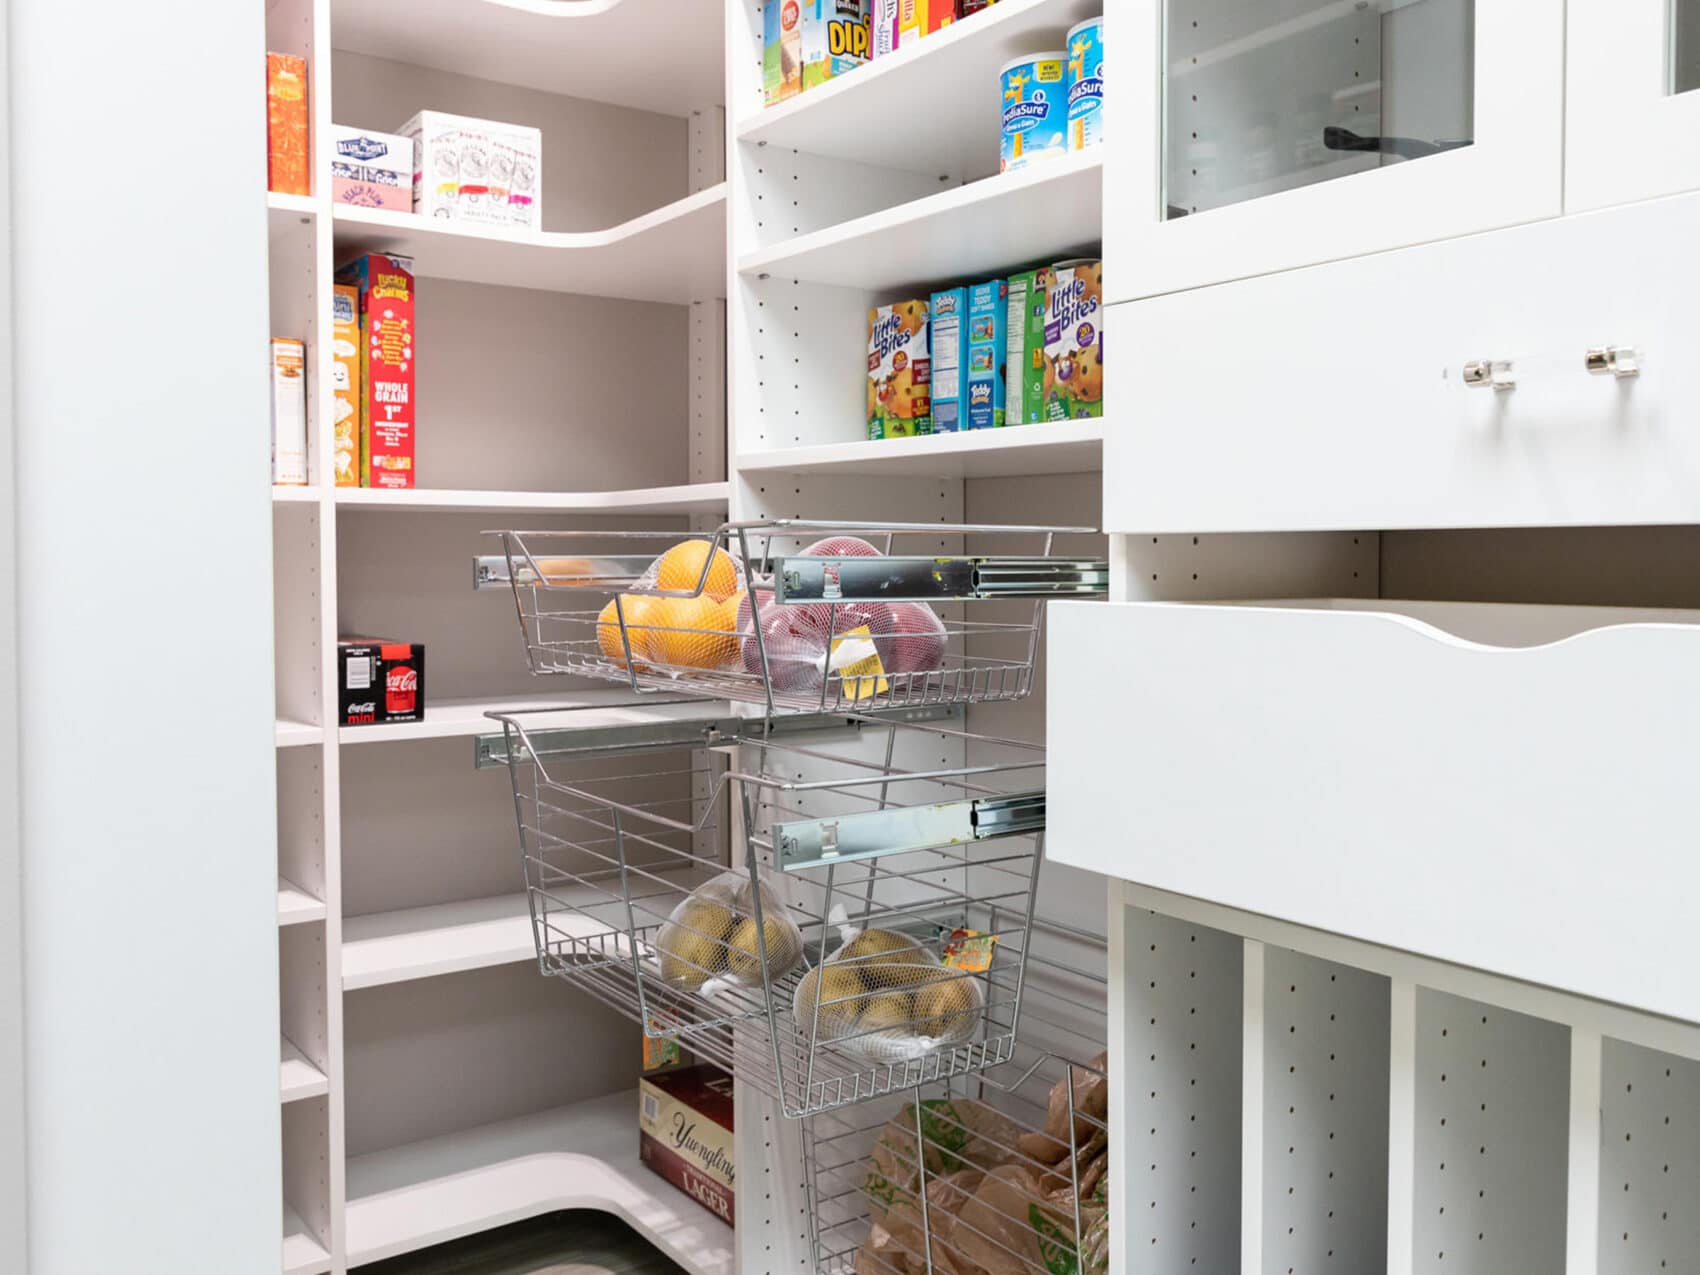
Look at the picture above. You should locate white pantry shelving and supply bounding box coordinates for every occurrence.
[282,1037,331,1103]
[343,1092,736,1273]
[278,878,328,927]
[341,893,540,990]
[738,418,1104,479]
[332,481,729,516]
[283,1203,332,1275]
[272,486,320,505]
[737,151,1102,290]
[330,185,727,303]
[335,691,732,746]
[274,718,324,748]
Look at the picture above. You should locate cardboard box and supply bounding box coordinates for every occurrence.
[800,0,870,91]
[337,639,425,726]
[266,53,310,196]
[335,253,415,488]
[929,286,968,433]
[965,278,1007,430]
[270,338,308,485]
[330,284,360,487]
[1043,258,1104,420]
[867,300,930,439]
[399,110,543,229]
[764,0,803,105]
[1006,266,1052,425]
[898,0,958,42]
[638,1065,734,1227]
[871,0,900,56]
[330,126,412,211]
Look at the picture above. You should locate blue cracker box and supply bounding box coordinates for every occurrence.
[929,287,969,433]
[965,279,1007,429]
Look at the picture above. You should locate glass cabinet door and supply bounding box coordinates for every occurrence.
[1106,1,1565,304]
[1566,0,1700,212]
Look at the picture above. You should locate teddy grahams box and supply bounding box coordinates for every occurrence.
[638,1064,734,1226]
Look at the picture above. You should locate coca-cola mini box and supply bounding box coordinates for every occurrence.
[638,1064,733,1226]
[337,638,425,726]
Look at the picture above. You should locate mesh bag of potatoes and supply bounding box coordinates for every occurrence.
[652,870,803,998]
[791,926,986,1063]
[592,539,750,678]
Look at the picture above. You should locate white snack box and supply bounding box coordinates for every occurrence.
[270,338,308,486]
[329,125,414,211]
[398,110,543,229]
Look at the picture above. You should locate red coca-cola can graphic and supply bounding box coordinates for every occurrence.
[339,639,425,726]
[386,664,418,715]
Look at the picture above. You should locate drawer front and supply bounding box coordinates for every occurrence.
[1105,191,1700,533]
[1046,599,1700,1024]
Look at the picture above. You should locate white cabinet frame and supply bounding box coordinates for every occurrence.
[1107,0,1566,302]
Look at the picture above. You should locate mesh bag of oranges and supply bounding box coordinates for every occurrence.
[792,925,986,1064]
[594,539,749,676]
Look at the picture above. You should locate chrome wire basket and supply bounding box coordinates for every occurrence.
[485,704,1052,1119]
[474,520,1107,716]
[803,918,1109,1275]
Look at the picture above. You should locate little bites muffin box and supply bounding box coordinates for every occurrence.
[867,299,931,439]
[1043,259,1103,420]
[639,1065,734,1226]
[335,253,415,488]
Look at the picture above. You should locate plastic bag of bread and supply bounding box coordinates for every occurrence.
[951,1163,1085,1275]
[862,1097,1025,1228]
[791,926,985,1062]
[652,869,802,996]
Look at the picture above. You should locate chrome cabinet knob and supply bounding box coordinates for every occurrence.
[1585,346,1640,378]
[1463,359,1516,391]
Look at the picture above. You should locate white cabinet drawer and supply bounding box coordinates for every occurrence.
[1106,191,1700,533]
[1047,597,1700,1023]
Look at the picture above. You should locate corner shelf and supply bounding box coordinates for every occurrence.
[739,151,1102,291]
[738,418,1104,479]
[334,482,730,517]
[344,1091,736,1274]
[271,486,320,505]
[267,191,318,240]
[330,185,727,304]
[278,878,327,927]
[275,718,324,749]
[735,0,1102,178]
[281,1037,330,1104]
[283,1203,331,1275]
[331,0,724,118]
[336,691,730,747]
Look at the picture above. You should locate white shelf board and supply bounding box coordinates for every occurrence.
[336,690,731,746]
[345,1091,735,1274]
[343,893,539,990]
[281,1037,329,1104]
[331,186,727,303]
[736,0,1103,177]
[271,485,320,505]
[275,718,324,748]
[278,877,327,927]
[334,481,730,516]
[738,418,1104,479]
[267,191,318,240]
[740,151,1102,290]
[331,0,724,118]
[283,1203,331,1275]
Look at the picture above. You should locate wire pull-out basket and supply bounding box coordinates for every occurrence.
[474,520,1107,715]
[484,704,1052,1119]
[804,917,1109,1275]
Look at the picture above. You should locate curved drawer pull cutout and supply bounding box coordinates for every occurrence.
[1585,345,1641,378]
[1463,359,1516,392]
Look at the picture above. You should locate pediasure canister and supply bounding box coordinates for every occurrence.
[1000,52,1068,172]
[1066,18,1105,151]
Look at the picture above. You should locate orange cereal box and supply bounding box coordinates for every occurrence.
[331,285,361,487]
[266,53,310,196]
[335,253,415,489]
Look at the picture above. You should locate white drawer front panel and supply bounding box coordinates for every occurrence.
[1046,599,1700,1023]
[1106,192,1700,533]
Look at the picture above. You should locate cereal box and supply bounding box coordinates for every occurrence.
[266,53,309,196]
[899,0,958,42]
[330,284,361,487]
[399,111,543,229]
[270,338,308,486]
[639,1065,734,1227]
[1005,265,1052,426]
[335,253,416,488]
[1043,259,1104,421]
[965,278,1007,430]
[330,126,412,211]
[1066,17,1106,152]
[961,0,997,12]
[929,287,967,433]
[871,0,900,56]
[801,0,870,91]
[1000,53,1068,173]
[764,0,803,105]
[867,300,930,440]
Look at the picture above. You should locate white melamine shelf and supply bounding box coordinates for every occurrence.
[281,1037,329,1104]
[740,151,1102,290]
[336,690,730,746]
[283,1203,331,1275]
[332,0,724,118]
[268,191,318,238]
[334,482,730,516]
[278,878,327,927]
[736,0,1102,177]
[331,186,727,304]
[739,418,1104,478]
[275,718,324,748]
[345,1091,736,1273]
[271,486,320,505]
[343,893,538,990]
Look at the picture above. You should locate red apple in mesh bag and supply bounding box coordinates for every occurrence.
[738,589,903,692]
[880,602,947,676]
[801,535,881,558]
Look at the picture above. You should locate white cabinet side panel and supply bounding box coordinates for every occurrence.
[1598,1040,1700,1275]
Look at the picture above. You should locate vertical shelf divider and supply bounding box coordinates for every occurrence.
[1241,939,1266,1274]
[1387,977,1417,1275]
[1567,1029,1603,1275]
